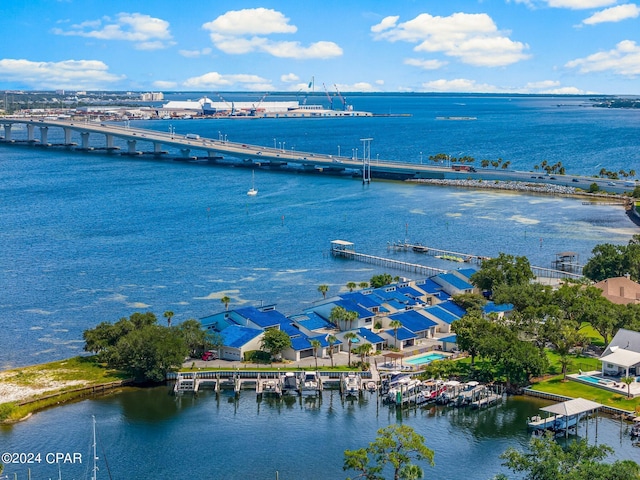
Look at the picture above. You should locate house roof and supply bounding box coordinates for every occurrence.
[416,278,444,294]
[385,326,417,341]
[603,328,640,356]
[290,311,334,331]
[340,291,383,309]
[594,277,640,305]
[333,299,375,319]
[455,267,478,280]
[483,302,514,314]
[439,334,457,343]
[389,309,437,333]
[435,273,474,291]
[424,305,461,324]
[220,325,263,349]
[437,300,467,318]
[600,348,640,368]
[234,306,288,328]
[357,327,385,344]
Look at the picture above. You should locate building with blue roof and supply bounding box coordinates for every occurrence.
[432,273,476,296]
[438,333,458,352]
[356,327,385,351]
[311,298,375,330]
[388,309,437,339]
[218,325,264,361]
[423,305,462,334]
[380,326,417,350]
[483,301,514,318]
[437,300,467,318]
[340,291,384,313]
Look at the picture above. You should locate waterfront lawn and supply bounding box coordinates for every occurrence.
[578,323,606,347]
[529,375,640,413]
[545,351,601,376]
[0,356,128,423]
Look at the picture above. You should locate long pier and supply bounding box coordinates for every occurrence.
[331,240,583,281]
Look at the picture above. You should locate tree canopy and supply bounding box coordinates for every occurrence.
[470,252,534,293]
[83,312,189,382]
[370,273,394,288]
[582,236,640,282]
[500,432,640,480]
[343,424,434,480]
[261,328,291,360]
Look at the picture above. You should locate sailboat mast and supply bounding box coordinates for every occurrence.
[91,415,98,480]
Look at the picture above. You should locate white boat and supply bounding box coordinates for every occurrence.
[301,371,322,394]
[389,378,424,405]
[342,373,362,397]
[247,170,258,196]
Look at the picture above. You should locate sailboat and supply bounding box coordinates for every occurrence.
[247,170,258,196]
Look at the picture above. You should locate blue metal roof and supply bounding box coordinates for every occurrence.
[309,334,342,348]
[439,334,457,343]
[385,299,409,311]
[438,300,467,318]
[387,326,417,341]
[333,299,375,319]
[389,309,437,333]
[340,291,383,309]
[483,302,514,314]
[455,267,478,280]
[289,311,333,331]
[396,285,424,298]
[436,273,474,291]
[220,325,263,349]
[416,278,444,294]
[424,305,460,324]
[290,335,313,351]
[357,327,385,344]
[279,321,303,338]
[235,306,288,328]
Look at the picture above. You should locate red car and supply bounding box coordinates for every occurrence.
[202,351,217,361]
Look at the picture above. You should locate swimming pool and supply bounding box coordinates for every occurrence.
[404,352,447,366]
[577,375,614,385]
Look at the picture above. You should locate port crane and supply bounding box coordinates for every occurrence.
[334,85,348,111]
[216,92,234,115]
[251,92,269,115]
[322,83,334,110]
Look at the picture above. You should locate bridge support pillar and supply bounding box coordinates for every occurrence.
[80,132,90,150]
[127,140,137,154]
[153,142,164,155]
[3,124,12,141]
[40,126,49,145]
[63,127,73,145]
[27,124,35,142]
[180,148,191,158]
[105,134,116,150]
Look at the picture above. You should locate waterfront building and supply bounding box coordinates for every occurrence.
[594,276,640,305]
[600,328,640,378]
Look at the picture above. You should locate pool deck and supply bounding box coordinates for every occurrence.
[568,371,640,398]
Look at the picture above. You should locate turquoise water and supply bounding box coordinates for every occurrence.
[577,375,614,384]
[404,352,448,365]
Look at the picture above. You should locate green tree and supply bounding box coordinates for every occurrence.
[220,296,231,311]
[344,332,358,367]
[501,432,640,480]
[622,376,635,398]
[370,273,394,288]
[470,252,534,293]
[343,424,435,480]
[452,312,491,366]
[582,243,626,282]
[310,339,321,370]
[163,310,174,327]
[318,284,329,299]
[330,306,348,330]
[359,282,370,289]
[389,320,403,349]
[261,328,291,361]
[347,281,357,292]
[178,319,222,358]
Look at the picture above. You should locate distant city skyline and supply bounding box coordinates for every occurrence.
[1,0,640,94]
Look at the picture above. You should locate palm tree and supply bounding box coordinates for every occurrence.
[344,332,357,367]
[390,320,403,349]
[622,376,634,398]
[345,310,359,330]
[327,335,337,368]
[359,281,369,289]
[346,281,356,292]
[330,306,347,330]
[220,296,231,311]
[399,464,424,480]
[318,284,329,299]
[310,339,321,371]
[163,310,174,327]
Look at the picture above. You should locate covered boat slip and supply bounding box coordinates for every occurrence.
[528,398,602,437]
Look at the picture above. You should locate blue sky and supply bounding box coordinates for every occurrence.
[1,0,640,94]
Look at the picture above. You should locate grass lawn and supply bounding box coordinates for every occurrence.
[529,375,640,413]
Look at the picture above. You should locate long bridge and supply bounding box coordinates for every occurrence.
[0,117,636,193]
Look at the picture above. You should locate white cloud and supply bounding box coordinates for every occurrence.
[582,4,640,24]
[525,80,561,89]
[421,78,500,92]
[565,40,640,75]
[546,0,617,8]
[372,12,529,67]
[202,8,342,59]
[334,82,380,92]
[182,71,274,90]
[281,73,299,82]
[153,80,177,89]
[179,48,212,58]
[202,8,297,36]
[52,12,174,50]
[0,58,124,89]
[404,58,447,70]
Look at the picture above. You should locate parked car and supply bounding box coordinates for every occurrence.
[572,178,580,182]
[202,351,217,361]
